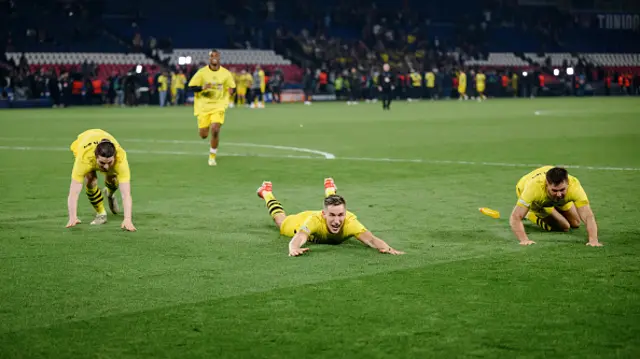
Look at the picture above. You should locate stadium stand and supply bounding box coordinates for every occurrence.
[1,0,639,106]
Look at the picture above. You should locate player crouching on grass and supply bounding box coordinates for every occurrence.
[509,166,601,246]
[66,129,136,231]
[257,178,404,257]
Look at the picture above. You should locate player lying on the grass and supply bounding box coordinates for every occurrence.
[509,166,600,246]
[66,129,136,231]
[257,178,405,257]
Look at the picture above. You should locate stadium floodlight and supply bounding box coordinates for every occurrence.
[522,71,528,77]
[566,67,574,75]
[553,68,560,76]
[136,65,143,74]
[186,56,192,65]
[178,56,186,65]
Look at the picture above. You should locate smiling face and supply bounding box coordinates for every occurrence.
[323,204,346,234]
[322,194,347,234]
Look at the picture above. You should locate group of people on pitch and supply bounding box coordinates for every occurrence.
[65,50,603,254]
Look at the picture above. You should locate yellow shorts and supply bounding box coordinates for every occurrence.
[515,186,574,218]
[477,86,485,93]
[279,211,314,237]
[197,110,226,129]
[237,88,247,96]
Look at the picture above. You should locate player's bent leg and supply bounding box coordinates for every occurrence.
[534,208,571,232]
[84,172,107,225]
[559,204,581,229]
[104,175,120,215]
[209,121,222,166]
[257,181,286,229]
[324,178,337,197]
[198,127,208,139]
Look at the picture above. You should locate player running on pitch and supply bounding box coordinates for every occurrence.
[509,166,601,246]
[187,49,236,166]
[66,129,136,231]
[256,178,405,256]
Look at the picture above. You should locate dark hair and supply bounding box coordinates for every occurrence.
[209,49,219,55]
[546,167,569,185]
[95,140,116,158]
[324,194,346,208]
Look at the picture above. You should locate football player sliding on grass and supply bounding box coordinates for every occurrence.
[257,178,405,257]
[509,166,601,246]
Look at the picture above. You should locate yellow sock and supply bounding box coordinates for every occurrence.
[86,186,106,215]
[209,149,217,159]
[264,192,284,219]
[325,187,336,197]
[263,191,275,202]
[526,212,552,231]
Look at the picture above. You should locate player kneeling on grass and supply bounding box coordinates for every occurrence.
[257,178,404,257]
[509,166,600,246]
[66,129,136,231]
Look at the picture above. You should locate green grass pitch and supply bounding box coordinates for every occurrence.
[0,98,639,359]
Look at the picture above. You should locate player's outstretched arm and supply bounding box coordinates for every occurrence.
[356,231,405,255]
[288,232,311,257]
[119,182,136,232]
[510,205,535,245]
[576,205,602,247]
[66,179,83,228]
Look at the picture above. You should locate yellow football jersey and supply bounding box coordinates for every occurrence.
[174,73,186,90]
[69,129,130,183]
[458,72,467,87]
[188,65,236,115]
[476,73,486,88]
[281,210,367,244]
[425,72,435,88]
[516,166,589,213]
[238,73,252,89]
[157,75,168,92]
[410,72,422,87]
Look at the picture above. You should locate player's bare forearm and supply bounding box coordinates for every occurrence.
[577,205,600,244]
[510,206,534,245]
[228,88,235,96]
[67,180,83,219]
[119,182,133,221]
[288,232,310,256]
[356,231,405,254]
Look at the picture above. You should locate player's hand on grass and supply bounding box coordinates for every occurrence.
[66,218,81,228]
[519,239,536,246]
[586,240,603,247]
[121,219,137,232]
[379,247,405,255]
[289,247,309,257]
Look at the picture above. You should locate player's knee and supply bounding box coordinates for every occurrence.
[198,128,208,139]
[569,219,581,229]
[211,125,221,137]
[557,221,571,232]
[84,174,98,187]
[105,174,117,184]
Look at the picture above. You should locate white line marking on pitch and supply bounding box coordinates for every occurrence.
[1,145,639,171]
[0,137,336,160]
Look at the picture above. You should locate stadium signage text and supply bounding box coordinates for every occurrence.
[597,14,640,30]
